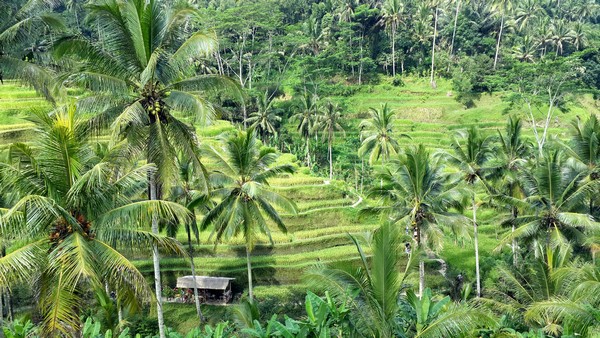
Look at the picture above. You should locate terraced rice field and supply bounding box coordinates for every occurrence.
[2,78,599,323]
[339,77,599,153]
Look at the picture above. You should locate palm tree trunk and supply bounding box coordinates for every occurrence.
[242,104,248,130]
[117,298,123,324]
[246,246,254,301]
[359,32,364,84]
[306,137,311,167]
[430,7,438,87]
[189,259,204,322]
[187,227,204,322]
[360,158,364,194]
[419,260,425,299]
[6,291,11,321]
[473,194,481,298]
[450,0,461,69]
[416,225,425,298]
[0,288,3,327]
[391,26,396,77]
[493,14,505,70]
[511,206,518,266]
[329,130,333,181]
[150,175,166,338]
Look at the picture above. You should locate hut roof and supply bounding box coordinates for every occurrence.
[176,275,234,290]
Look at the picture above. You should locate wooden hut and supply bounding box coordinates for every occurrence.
[176,276,234,304]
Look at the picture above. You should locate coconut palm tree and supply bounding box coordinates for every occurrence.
[0,109,188,337]
[379,0,404,77]
[525,260,600,336]
[314,100,345,181]
[0,1,66,103]
[336,0,358,23]
[481,245,572,334]
[368,145,470,296]
[550,19,574,55]
[308,223,492,337]
[302,17,328,56]
[167,155,212,322]
[559,114,600,179]
[403,287,495,337]
[51,1,240,334]
[570,22,589,51]
[429,0,443,87]
[358,103,406,166]
[496,149,600,255]
[307,222,417,337]
[534,16,553,58]
[449,0,468,61]
[514,0,542,32]
[512,35,539,62]
[488,117,531,266]
[201,128,297,300]
[291,91,319,167]
[245,92,281,145]
[492,0,514,69]
[447,127,495,298]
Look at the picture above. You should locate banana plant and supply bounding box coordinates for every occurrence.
[2,318,37,338]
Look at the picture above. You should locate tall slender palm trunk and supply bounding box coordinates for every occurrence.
[493,14,505,70]
[430,7,439,87]
[0,288,3,327]
[118,299,123,323]
[306,137,311,167]
[511,207,518,266]
[187,227,204,322]
[391,26,396,77]
[473,194,481,298]
[328,129,333,181]
[450,0,461,59]
[6,291,11,321]
[150,175,166,338]
[419,260,425,299]
[246,246,254,300]
[416,225,425,299]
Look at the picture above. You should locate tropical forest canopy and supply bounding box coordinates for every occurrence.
[0,0,599,337]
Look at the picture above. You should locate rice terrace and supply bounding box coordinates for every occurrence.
[0,0,599,337]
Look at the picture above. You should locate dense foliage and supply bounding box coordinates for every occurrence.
[0,0,599,337]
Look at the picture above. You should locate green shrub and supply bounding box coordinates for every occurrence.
[392,76,405,87]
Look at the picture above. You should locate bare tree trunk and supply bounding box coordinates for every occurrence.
[150,175,166,338]
[246,246,253,300]
[473,194,481,298]
[493,14,505,70]
[214,51,224,76]
[430,7,439,87]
